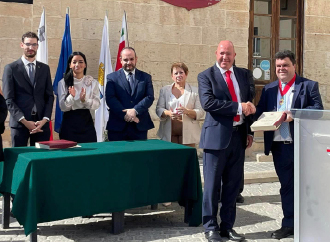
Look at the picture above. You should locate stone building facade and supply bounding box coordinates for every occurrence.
[0,0,328,147]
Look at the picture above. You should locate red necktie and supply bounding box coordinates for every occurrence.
[225,70,240,122]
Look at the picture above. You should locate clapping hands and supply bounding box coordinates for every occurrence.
[242,101,256,116]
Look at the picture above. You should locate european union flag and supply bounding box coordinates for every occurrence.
[53,13,72,133]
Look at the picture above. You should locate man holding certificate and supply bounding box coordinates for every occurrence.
[255,50,323,239]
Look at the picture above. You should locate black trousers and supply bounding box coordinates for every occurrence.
[202,128,246,232]
[271,141,294,228]
[11,114,50,147]
[108,123,147,141]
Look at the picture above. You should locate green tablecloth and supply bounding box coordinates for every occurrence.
[0,139,202,235]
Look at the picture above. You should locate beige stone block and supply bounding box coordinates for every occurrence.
[114,1,137,22]
[82,19,104,40]
[319,84,327,102]
[140,61,170,83]
[324,102,330,110]
[327,86,330,102]
[205,8,226,27]
[74,39,101,62]
[0,57,18,82]
[0,17,31,39]
[208,45,219,65]
[234,46,248,67]
[202,26,220,46]
[76,0,110,20]
[69,18,84,39]
[159,5,187,26]
[0,39,22,59]
[153,81,164,102]
[180,26,202,45]
[60,0,79,18]
[225,28,249,47]
[134,41,180,62]
[0,2,32,18]
[305,16,330,34]
[47,38,62,62]
[304,33,330,51]
[305,0,330,17]
[2,128,11,148]
[128,23,181,44]
[180,45,209,64]
[134,3,161,25]
[303,50,330,84]
[48,57,59,80]
[84,58,99,79]
[108,20,122,43]
[33,0,61,17]
[184,63,209,83]
[44,16,65,38]
[225,11,249,29]
[221,0,249,11]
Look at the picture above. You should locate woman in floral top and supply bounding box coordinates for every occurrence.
[58,51,100,143]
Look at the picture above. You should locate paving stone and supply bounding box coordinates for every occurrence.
[0,182,295,242]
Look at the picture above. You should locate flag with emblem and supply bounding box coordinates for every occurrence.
[36,8,53,140]
[95,14,113,142]
[115,12,128,71]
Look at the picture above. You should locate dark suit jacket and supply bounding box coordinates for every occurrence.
[198,65,254,150]
[255,74,323,155]
[105,68,154,132]
[0,94,7,161]
[2,58,54,128]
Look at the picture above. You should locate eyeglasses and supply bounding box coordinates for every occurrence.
[24,43,38,47]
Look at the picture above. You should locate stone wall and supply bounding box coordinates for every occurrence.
[304,0,330,110]
[0,0,250,146]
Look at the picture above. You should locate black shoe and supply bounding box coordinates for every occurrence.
[271,227,294,239]
[205,231,222,242]
[236,194,244,203]
[220,229,245,241]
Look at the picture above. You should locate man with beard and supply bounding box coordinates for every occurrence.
[105,47,154,141]
[2,32,54,147]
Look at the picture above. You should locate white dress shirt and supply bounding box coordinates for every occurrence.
[273,81,295,141]
[216,62,244,126]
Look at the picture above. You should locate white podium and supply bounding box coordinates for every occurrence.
[292,109,330,242]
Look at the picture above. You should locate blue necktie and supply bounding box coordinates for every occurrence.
[278,83,290,139]
[28,63,35,85]
[128,73,134,95]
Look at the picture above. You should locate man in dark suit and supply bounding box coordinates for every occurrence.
[106,47,154,141]
[2,32,54,147]
[255,50,323,239]
[198,40,255,242]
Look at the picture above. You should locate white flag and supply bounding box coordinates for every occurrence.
[95,15,113,142]
[36,8,48,64]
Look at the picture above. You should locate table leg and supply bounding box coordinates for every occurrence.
[150,204,158,210]
[112,211,124,234]
[2,192,10,229]
[30,231,37,242]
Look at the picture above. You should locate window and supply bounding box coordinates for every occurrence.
[249,0,303,103]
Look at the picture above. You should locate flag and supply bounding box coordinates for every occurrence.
[36,8,53,140]
[95,15,113,142]
[53,13,72,133]
[36,8,47,64]
[115,12,128,71]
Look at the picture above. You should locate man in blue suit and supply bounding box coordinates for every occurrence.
[198,40,255,242]
[106,47,154,141]
[255,50,323,239]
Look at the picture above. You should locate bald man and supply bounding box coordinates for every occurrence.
[198,40,255,242]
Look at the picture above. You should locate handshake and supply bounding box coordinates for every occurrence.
[242,101,256,116]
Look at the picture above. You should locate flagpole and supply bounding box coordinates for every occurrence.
[124,11,129,47]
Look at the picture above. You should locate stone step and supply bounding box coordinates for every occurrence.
[199,161,278,185]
